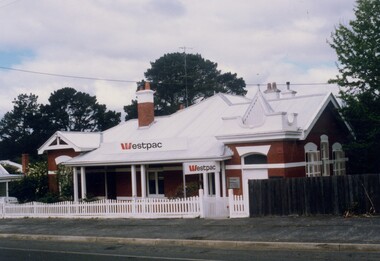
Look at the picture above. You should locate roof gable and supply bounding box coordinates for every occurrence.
[242,91,274,127]
[301,93,354,139]
[38,131,101,154]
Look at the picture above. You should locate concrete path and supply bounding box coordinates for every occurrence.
[0,216,379,251]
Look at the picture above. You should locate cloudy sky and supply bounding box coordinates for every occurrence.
[0,0,356,117]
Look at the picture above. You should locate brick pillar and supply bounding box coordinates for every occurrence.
[21,153,29,175]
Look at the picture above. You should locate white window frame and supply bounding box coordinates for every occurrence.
[305,142,322,177]
[147,171,165,197]
[332,143,346,176]
[320,135,330,176]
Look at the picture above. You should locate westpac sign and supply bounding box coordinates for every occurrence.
[183,161,220,175]
[119,138,187,153]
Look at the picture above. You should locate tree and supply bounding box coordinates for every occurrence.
[0,94,45,160]
[42,87,121,132]
[0,88,121,161]
[9,161,49,203]
[329,0,380,173]
[124,53,246,119]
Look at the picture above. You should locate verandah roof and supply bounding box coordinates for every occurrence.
[64,136,232,166]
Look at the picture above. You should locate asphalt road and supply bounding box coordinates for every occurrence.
[0,239,380,261]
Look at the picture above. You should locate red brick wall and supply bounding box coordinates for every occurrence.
[47,149,80,171]
[116,172,131,197]
[46,149,81,194]
[138,102,154,127]
[224,101,351,190]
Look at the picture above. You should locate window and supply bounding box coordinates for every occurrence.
[243,154,267,165]
[148,171,164,196]
[304,142,321,177]
[320,135,330,176]
[332,143,346,176]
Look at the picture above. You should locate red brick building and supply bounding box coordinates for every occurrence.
[38,82,352,202]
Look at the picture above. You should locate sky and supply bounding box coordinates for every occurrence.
[0,0,357,118]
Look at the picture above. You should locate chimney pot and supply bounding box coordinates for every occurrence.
[282,81,297,98]
[264,81,281,99]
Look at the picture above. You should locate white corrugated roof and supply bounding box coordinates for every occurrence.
[0,164,22,180]
[0,164,9,175]
[66,136,233,166]
[268,93,329,130]
[0,160,22,172]
[59,131,101,149]
[63,91,340,166]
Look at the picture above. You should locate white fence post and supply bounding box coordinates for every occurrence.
[199,189,204,218]
[228,188,234,217]
[0,202,4,218]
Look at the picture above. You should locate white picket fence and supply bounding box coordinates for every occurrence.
[0,190,246,219]
[228,189,248,218]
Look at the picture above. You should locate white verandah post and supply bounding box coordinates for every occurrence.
[80,167,86,199]
[215,171,221,198]
[131,165,137,197]
[5,182,9,197]
[140,164,146,198]
[202,172,209,196]
[73,167,79,202]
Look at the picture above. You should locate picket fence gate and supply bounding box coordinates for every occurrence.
[0,189,246,219]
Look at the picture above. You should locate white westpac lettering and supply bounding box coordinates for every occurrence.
[121,142,163,151]
[188,165,217,172]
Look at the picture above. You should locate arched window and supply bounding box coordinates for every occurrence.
[243,154,267,165]
[332,143,346,176]
[304,142,321,177]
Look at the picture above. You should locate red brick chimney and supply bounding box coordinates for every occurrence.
[136,82,155,127]
[21,153,29,175]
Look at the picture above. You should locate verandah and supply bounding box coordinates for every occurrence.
[73,162,228,201]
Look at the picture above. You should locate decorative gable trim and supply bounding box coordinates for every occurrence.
[38,132,82,154]
[242,91,274,127]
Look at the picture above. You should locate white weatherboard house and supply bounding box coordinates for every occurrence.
[38,82,352,217]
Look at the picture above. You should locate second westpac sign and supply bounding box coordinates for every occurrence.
[183,161,220,175]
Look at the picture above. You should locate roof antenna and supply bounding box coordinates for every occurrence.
[179,46,193,107]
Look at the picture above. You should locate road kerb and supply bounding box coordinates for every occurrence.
[0,233,379,252]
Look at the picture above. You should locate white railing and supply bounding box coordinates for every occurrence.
[0,189,247,219]
[228,189,248,218]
